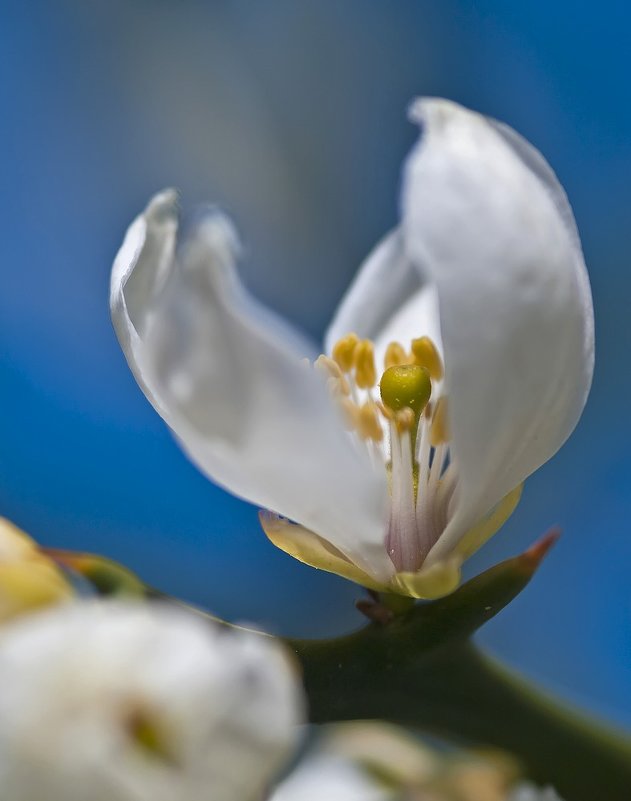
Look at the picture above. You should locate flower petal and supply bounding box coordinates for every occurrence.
[259,512,386,592]
[392,558,461,600]
[449,483,523,563]
[324,229,442,364]
[111,190,180,416]
[111,193,391,580]
[402,99,594,559]
[271,754,391,801]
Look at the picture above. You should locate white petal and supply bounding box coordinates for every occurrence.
[324,229,443,365]
[402,99,594,559]
[270,755,391,801]
[509,785,565,801]
[111,193,391,580]
[111,190,180,416]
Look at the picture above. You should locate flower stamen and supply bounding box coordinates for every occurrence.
[356,402,384,442]
[353,340,377,389]
[332,332,359,373]
[430,396,450,446]
[384,341,409,369]
[411,336,444,381]
[325,334,454,574]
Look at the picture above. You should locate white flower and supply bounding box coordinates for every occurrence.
[0,600,302,801]
[510,785,565,801]
[111,98,593,598]
[270,755,393,801]
[269,721,528,801]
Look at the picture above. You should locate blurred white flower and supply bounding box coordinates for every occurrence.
[0,600,302,801]
[111,98,593,599]
[270,754,394,801]
[269,721,542,801]
[509,785,564,801]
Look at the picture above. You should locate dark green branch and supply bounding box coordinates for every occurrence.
[289,629,631,801]
[56,534,631,799]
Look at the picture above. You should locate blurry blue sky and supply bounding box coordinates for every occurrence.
[1,1,630,730]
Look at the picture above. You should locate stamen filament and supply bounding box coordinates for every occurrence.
[386,424,419,572]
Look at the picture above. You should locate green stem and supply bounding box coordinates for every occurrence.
[289,630,631,801]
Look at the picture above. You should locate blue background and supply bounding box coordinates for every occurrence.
[1,1,630,731]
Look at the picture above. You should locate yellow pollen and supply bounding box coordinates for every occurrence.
[356,402,383,442]
[379,364,432,416]
[332,333,359,373]
[411,336,444,381]
[354,340,377,389]
[430,396,450,446]
[384,341,409,369]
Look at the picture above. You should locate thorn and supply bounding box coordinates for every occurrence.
[521,527,561,570]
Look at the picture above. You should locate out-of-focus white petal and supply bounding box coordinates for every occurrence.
[324,229,442,365]
[111,193,390,580]
[0,601,302,801]
[509,784,565,801]
[402,99,594,560]
[270,755,393,801]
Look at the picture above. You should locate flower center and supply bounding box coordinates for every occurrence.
[317,333,456,573]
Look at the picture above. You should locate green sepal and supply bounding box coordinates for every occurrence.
[406,527,560,645]
[42,548,150,598]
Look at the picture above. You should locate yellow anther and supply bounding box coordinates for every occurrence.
[354,340,377,389]
[315,354,343,379]
[384,341,409,370]
[411,336,444,381]
[326,377,349,400]
[339,398,360,431]
[379,365,432,416]
[332,333,359,373]
[430,396,450,446]
[316,355,351,397]
[356,402,383,442]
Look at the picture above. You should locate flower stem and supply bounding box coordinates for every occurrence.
[289,627,631,801]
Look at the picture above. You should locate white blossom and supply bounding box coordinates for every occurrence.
[510,784,565,801]
[270,755,393,801]
[0,600,302,801]
[111,99,593,598]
